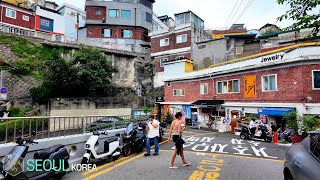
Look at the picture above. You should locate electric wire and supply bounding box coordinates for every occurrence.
[225,0,245,29]
[233,0,255,24]
[222,0,240,29]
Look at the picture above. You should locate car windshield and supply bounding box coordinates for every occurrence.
[310,134,320,159]
[126,122,134,135]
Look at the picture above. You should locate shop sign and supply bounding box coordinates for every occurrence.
[261,53,284,63]
[156,96,164,102]
[244,75,256,98]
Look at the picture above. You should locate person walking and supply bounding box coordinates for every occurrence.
[144,115,160,156]
[168,112,190,169]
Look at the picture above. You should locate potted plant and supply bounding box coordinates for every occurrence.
[284,110,304,144]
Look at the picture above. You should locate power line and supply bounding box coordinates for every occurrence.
[222,0,239,29]
[225,0,245,29]
[233,0,255,24]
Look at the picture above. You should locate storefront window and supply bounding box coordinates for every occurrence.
[313,70,320,89]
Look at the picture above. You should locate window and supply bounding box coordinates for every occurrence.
[6,8,16,19]
[146,12,152,23]
[198,45,206,49]
[236,47,243,55]
[173,89,185,96]
[310,134,320,159]
[102,29,112,37]
[121,30,132,38]
[200,83,208,95]
[262,75,277,91]
[160,58,168,67]
[95,10,101,15]
[217,80,240,94]
[160,38,169,47]
[121,10,131,18]
[40,18,50,27]
[109,9,120,18]
[23,15,29,21]
[312,70,320,89]
[177,34,187,43]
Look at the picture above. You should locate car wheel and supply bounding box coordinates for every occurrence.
[284,169,293,180]
[240,133,246,139]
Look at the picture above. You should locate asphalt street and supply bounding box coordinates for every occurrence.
[63,128,289,180]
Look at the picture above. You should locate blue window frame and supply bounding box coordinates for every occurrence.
[121,10,131,18]
[109,9,119,18]
[146,12,152,23]
[40,17,53,32]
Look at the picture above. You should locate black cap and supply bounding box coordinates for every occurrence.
[149,115,154,119]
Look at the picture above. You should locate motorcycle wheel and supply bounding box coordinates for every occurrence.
[265,136,272,143]
[81,157,90,164]
[240,133,246,139]
[123,146,131,157]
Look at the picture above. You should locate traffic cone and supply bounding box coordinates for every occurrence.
[273,133,278,144]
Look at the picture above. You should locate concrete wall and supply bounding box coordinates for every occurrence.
[192,39,227,68]
[0,129,126,169]
[61,6,86,38]
[50,109,132,117]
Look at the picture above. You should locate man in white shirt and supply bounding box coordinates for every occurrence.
[144,115,160,156]
[249,118,257,136]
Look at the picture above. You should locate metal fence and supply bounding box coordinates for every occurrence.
[0,115,149,144]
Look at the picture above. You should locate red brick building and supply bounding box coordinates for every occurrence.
[84,0,155,52]
[150,11,211,88]
[161,43,320,130]
[0,1,36,36]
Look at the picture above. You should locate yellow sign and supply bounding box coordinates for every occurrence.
[244,75,256,98]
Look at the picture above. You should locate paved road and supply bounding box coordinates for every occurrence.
[64,128,289,180]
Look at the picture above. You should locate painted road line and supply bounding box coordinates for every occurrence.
[82,154,136,175]
[189,155,224,180]
[160,150,284,163]
[82,140,169,179]
[190,132,217,136]
[82,154,145,180]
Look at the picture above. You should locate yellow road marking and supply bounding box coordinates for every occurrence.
[160,150,284,163]
[82,154,136,175]
[82,154,144,180]
[82,140,168,179]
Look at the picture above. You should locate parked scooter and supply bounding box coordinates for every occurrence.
[0,132,69,180]
[82,131,121,164]
[122,122,146,156]
[239,123,272,143]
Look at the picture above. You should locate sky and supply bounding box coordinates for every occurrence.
[50,0,306,30]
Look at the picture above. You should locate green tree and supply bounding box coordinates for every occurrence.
[69,47,118,96]
[30,47,118,104]
[277,0,320,36]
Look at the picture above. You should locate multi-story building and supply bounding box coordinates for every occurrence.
[161,43,320,131]
[34,4,65,41]
[210,24,247,39]
[84,0,155,52]
[0,1,36,37]
[150,11,211,88]
[57,3,86,38]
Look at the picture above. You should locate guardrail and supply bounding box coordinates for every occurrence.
[0,115,148,144]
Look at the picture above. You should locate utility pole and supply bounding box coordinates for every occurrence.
[76,12,79,41]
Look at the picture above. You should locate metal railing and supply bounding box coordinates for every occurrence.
[0,115,149,144]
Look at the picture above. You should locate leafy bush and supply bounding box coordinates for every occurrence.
[284,110,300,135]
[302,115,320,132]
[9,107,33,117]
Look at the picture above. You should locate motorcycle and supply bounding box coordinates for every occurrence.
[139,121,167,143]
[122,122,146,157]
[239,123,272,143]
[82,131,122,164]
[0,132,69,180]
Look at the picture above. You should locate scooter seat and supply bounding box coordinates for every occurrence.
[106,136,118,143]
[34,144,65,159]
